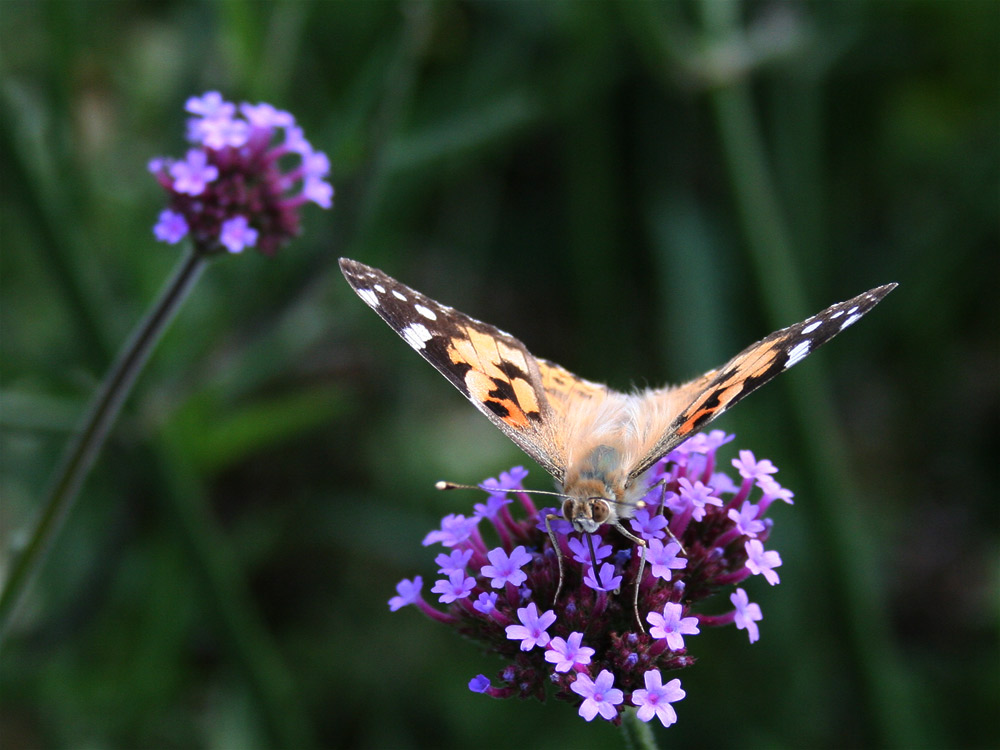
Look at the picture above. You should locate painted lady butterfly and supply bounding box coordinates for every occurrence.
[340,258,894,543]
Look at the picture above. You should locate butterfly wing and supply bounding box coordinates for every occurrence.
[340,258,590,483]
[627,283,897,481]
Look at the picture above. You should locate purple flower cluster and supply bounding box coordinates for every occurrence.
[389,431,794,727]
[149,92,332,256]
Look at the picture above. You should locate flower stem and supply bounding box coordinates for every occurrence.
[621,707,660,750]
[0,250,207,639]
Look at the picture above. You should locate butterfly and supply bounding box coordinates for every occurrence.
[340,258,895,544]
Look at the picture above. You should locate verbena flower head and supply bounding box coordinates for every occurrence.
[149,91,332,256]
[390,430,792,728]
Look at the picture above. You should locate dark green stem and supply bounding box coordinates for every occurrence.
[696,2,921,746]
[0,250,207,639]
[620,707,660,750]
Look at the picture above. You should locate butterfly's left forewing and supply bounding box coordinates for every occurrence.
[339,258,574,482]
[627,283,897,481]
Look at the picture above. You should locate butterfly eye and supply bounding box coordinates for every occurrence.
[590,499,611,526]
[560,498,575,522]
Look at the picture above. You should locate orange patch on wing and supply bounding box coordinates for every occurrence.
[715,382,744,408]
[537,360,606,419]
[736,343,780,380]
[496,340,528,372]
[447,336,483,370]
[678,382,745,436]
[464,369,531,429]
[447,330,523,381]
[511,377,540,414]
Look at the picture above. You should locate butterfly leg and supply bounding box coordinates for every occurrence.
[647,477,688,555]
[612,521,647,634]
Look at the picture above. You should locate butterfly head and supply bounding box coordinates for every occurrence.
[561,477,630,534]
[563,503,609,534]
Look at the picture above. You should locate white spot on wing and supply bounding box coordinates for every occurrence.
[357,289,378,306]
[801,320,822,334]
[392,290,407,301]
[785,340,812,369]
[840,313,862,330]
[415,303,437,321]
[402,322,433,350]
[830,310,844,319]
[374,284,386,293]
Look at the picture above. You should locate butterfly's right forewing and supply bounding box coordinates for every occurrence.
[627,284,897,480]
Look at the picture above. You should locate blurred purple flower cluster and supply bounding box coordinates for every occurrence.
[150,91,331,255]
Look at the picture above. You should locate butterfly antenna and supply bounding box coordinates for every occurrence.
[435,481,482,492]
[436,480,572,501]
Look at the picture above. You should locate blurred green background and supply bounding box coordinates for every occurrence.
[1,1,997,748]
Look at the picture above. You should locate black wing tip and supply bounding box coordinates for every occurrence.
[855,282,898,311]
[841,282,897,312]
[339,258,385,289]
[339,257,366,275]
[870,282,898,298]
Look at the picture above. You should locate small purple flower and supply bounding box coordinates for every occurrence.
[191,110,249,149]
[710,472,740,495]
[677,477,723,521]
[303,175,334,209]
[731,587,763,643]
[422,513,479,547]
[475,470,524,531]
[435,548,473,576]
[631,670,685,727]
[498,466,529,487]
[185,91,233,119]
[169,149,218,196]
[646,602,700,651]
[568,535,612,565]
[544,631,595,673]
[218,216,258,254]
[301,147,331,178]
[535,509,573,536]
[481,545,532,588]
[745,539,782,585]
[679,429,735,455]
[240,101,294,129]
[758,474,795,504]
[388,576,423,612]
[473,591,498,615]
[468,675,491,693]
[570,670,623,721]
[505,603,557,651]
[152,209,189,244]
[732,450,778,481]
[646,538,687,580]
[473,494,511,520]
[583,562,622,592]
[431,570,476,604]
[630,508,669,540]
[728,501,766,537]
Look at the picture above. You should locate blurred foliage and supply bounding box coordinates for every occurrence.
[1,1,997,748]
